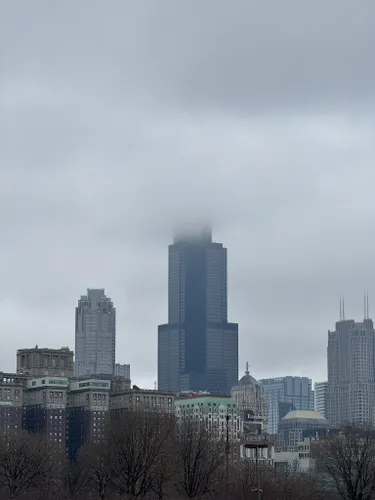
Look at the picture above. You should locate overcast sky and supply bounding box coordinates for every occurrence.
[1,1,375,388]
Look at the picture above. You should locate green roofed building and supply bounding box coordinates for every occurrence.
[175,393,239,441]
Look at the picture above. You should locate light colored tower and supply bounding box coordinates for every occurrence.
[75,288,116,377]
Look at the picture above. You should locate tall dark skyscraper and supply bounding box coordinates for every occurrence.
[158,226,238,394]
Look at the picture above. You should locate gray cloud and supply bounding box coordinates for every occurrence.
[0,1,374,387]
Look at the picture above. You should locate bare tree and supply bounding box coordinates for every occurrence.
[0,432,58,500]
[272,461,317,500]
[80,441,114,500]
[319,426,375,500]
[173,420,226,499]
[61,454,90,500]
[227,460,258,500]
[108,410,175,499]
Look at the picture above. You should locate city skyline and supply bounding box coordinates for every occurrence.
[1,263,374,389]
[1,2,375,390]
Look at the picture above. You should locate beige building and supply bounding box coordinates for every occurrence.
[231,363,268,421]
[17,346,74,378]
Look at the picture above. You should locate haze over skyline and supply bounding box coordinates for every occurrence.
[1,1,375,388]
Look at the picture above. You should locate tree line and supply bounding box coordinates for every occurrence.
[1,411,375,500]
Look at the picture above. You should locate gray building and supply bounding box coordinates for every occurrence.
[231,363,268,421]
[158,226,238,394]
[23,376,69,453]
[314,381,328,420]
[75,289,116,377]
[0,372,24,439]
[277,410,329,452]
[327,316,375,428]
[114,363,131,380]
[259,376,314,435]
[110,386,175,414]
[17,346,74,378]
[67,378,111,460]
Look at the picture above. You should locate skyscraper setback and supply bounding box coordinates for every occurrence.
[74,289,116,377]
[158,226,238,394]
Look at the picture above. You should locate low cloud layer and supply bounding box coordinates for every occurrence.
[1,1,375,386]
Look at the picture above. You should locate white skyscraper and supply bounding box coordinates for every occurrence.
[74,288,116,377]
[327,311,375,427]
[314,381,328,419]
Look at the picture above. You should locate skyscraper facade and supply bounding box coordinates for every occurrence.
[259,376,314,435]
[314,381,328,419]
[75,289,116,377]
[158,227,238,394]
[327,316,375,428]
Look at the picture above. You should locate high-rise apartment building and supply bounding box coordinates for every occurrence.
[158,227,238,394]
[75,289,116,377]
[314,381,328,420]
[259,377,314,435]
[327,315,375,427]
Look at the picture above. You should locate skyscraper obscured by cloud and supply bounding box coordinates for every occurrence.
[74,289,116,377]
[158,226,238,394]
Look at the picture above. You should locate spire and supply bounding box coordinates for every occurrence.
[364,292,370,319]
[364,293,367,320]
[340,295,342,320]
[245,361,249,375]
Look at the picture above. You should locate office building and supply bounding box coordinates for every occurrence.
[17,346,74,378]
[314,381,328,420]
[259,377,314,435]
[158,226,238,394]
[75,289,116,377]
[114,363,131,380]
[327,306,375,427]
[276,410,329,452]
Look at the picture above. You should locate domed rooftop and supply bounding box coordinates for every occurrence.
[237,362,260,387]
[283,410,327,421]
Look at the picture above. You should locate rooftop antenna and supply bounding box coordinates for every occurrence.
[245,361,249,375]
[154,381,157,390]
[367,292,370,319]
[339,295,342,321]
[343,295,345,320]
[364,293,367,320]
